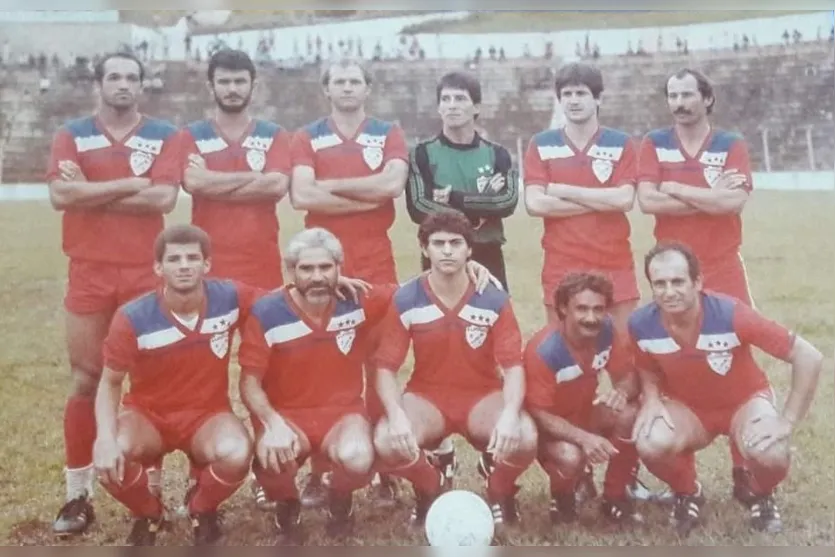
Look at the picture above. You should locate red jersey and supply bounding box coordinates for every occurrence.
[637,127,753,264]
[523,127,637,270]
[524,318,630,419]
[374,276,522,394]
[628,292,794,412]
[238,285,396,410]
[179,119,293,274]
[46,115,180,265]
[289,116,408,238]
[103,279,258,416]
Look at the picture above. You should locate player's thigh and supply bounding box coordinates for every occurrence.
[65,309,114,393]
[544,304,559,327]
[471,242,509,292]
[323,412,374,471]
[466,390,537,451]
[636,398,712,457]
[539,438,585,475]
[189,412,253,466]
[117,408,166,462]
[590,400,639,439]
[252,414,313,461]
[730,393,789,466]
[117,264,159,307]
[375,392,446,452]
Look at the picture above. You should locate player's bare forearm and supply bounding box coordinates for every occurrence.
[664,182,749,214]
[550,183,635,212]
[636,366,663,401]
[612,372,641,401]
[376,368,406,417]
[240,372,284,427]
[319,162,408,202]
[501,365,526,415]
[105,185,178,214]
[219,173,289,202]
[524,186,593,218]
[48,177,147,210]
[183,167,259,196]
[94,368,125,441]
[781,336,824,425]
[531,408,591,447]
[291,182,382,213]
[636,182,699,215]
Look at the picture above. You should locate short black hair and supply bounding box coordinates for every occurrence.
[94,52,145,83]
[436,71,482,105]
[554,62,604,100]
[418,210,474,248]
[154,224,212,263]
[208,49,256,82]
[665,68,716,113]
[554,272,614,320]
[643,241,702,282]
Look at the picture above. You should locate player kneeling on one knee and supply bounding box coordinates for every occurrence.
[525,272,643,525]
[629,242,824,536]
[93,225,256,546]
[238,227,396,542]
[371,211,538,535]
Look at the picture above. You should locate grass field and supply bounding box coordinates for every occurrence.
[0,192,833,546]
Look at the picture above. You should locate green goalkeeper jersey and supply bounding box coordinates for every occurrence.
[406,132,519,244]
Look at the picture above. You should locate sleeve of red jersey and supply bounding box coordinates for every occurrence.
[150,128,183,186]
[606,329,634,382]
[629,329,661,375]
[725,139,754,192]
[523,333,561,411]
[492,302,524,369]
[289,128,315,169]
[265,129,293,175]
[235,282,267,325]
[733,302,796,362]
[102,310,140,374]
[363,283,399,326]
[636,135,662,184]
[371,301,412,371]
[238,314,271,379]
[522,137,549,188]
[46,128,78,182]
[610,137,638,187]
[383,125,409,164]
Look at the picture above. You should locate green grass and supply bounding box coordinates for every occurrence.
[402,10,817,34]
[0,192,833,545]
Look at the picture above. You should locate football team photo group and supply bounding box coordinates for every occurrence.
[33,45,827,546]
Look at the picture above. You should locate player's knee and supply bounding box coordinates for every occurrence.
[635,425,678,461]
[516,413,539,456]
[214,431,253,469]
[334,439,375,475]
[372,421,394,460]
[549,441,585,477]
[116,432,143,462]
[612,403,639,439]
[69,369,100,397]
[746,440,791,471]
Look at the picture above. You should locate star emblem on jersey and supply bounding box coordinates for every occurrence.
[591,157,613,183]
[362,146,383,171]
[336,328,356,355]
[210,331,229,359]
[465,324,488,349]
[703,165,722,187]
[705,341,733,376]
[592,348,611,371]
[246,148,266,172]
[129,150,154,176]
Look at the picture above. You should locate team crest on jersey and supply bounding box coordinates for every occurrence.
[210,331,229,359]
[706,348,733,376]
[465,324,488,349]
[336,328,356,355]
[475,165,493,192]
[129,150,154,176]
[246,149,266,172]
[592,347,611,371]
[362,146,383,171]
[703,165,722,187]
[591,158,613,183]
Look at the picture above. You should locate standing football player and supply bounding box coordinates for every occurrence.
[636,68,757,504]
[47,52,180,536]
[373,211,538,539]
[289,58,409,507]
[94,224,256,546]
[630,242,823,535]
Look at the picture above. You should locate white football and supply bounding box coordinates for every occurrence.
[190,10,233,27]
[425,490,495,546]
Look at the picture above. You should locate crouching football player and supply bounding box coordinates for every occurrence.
[525,272,643,525]
[93,224,255,546]
[373,211,538,539]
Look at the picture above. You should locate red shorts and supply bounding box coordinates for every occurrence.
[123,404,230,454]
[259,404,367,452]
[209,257,284,291]
[342,236,398,284]
[702,253,754,307]
[407,387,498,444]
[65,258,158,315]
[542,261,639,307]
[681,389,774,437]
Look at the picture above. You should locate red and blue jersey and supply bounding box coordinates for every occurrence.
[628,292,793,412]
[47,115,180,265]
[638,127,753,263]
